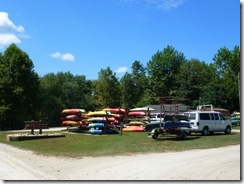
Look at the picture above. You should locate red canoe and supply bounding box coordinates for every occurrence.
[61,121,82,126]
[122,125,144,132]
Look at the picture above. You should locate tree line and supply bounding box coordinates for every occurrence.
[0,44,240,130]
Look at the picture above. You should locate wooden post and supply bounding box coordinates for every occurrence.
[105,110,108,134]
[119,107,123,136]
[160,103,162,129]
[120,120,123,136]
[148,107,150,124]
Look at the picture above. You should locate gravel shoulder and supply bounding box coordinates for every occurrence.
[0,142,240,181]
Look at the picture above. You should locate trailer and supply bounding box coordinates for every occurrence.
[149,121,192,140]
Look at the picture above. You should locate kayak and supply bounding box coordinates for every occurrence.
[89,127,119,134]
[128,111,146,116]
[122,124,144,132]
[89,128,103,134]
[102,108,126,119]
[88,123,104,128]
[87,111,111,117]
[102,108,126,113]
[128,121,145,126]
[61,121,82,126]
[65,115,82,121]
[62,109,85,114]
[88,117,116,122]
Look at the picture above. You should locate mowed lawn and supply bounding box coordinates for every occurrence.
[0,130,240,158]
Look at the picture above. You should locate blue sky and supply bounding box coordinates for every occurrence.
[0,0,240,80]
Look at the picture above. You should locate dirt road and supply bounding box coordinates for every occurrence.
[0,142,240,181]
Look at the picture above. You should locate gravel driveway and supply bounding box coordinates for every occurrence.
[0,142,240,181]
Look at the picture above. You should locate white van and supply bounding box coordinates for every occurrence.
[183,111,232,135]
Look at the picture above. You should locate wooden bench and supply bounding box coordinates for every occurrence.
[25,121,49,134]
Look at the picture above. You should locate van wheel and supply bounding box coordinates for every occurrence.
[225,126,231,134]
[202,127,209,136]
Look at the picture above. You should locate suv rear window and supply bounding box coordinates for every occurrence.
[200,113,210,120]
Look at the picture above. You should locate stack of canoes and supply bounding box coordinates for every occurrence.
[123,107,155,132]
[86,108,126,134]
[102,108,126,120]
[61,109,85,127]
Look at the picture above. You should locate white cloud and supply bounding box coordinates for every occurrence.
[120,0,185,11]
[0,33,21,46]
[114,66,128,73]
[51,52,75,61]
[0,12,25,49]
[156,0,185,10]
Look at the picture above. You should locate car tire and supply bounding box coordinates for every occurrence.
[225,126,231,134]
[152,130,158,139]
[202,127,209,136]
[178,131,187,140]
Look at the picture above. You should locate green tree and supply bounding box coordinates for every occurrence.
[39,72,93,123]
[147,45,186,104]
[211,46,240,111]
[0,44,40,130]
[131,60,148,107]
[176,59,214,107]
[93,67,120,109]
[120,72,134,110]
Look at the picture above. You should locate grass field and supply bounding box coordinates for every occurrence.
[0,130,240,158]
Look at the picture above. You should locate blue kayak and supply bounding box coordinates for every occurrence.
[88,123,104,128]
[89,128,103,134]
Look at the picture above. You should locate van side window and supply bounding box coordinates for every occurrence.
[210,113,214,120]
[200,113,210,120]
[214,113,219,120]
[219,114,226,120]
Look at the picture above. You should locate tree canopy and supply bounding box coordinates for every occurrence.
[0,44,39,129]
[0,44,240,130]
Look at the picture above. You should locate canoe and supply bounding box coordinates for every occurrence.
[129,107,155,112]
[128,111,146,116]
[88,123,104,128]
[122,125,144,132]
[61,121,82,126]
[128,121,145,126]
[89,127,119,134]
[103,108,126,113]
[102,108,126,118]
[65,115,82,121]
[62,109,85,114]
[89,128,103,134]
[87,111,111,117]
[88,117,116,122]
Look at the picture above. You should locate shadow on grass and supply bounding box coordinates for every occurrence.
[152,135,202,141]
